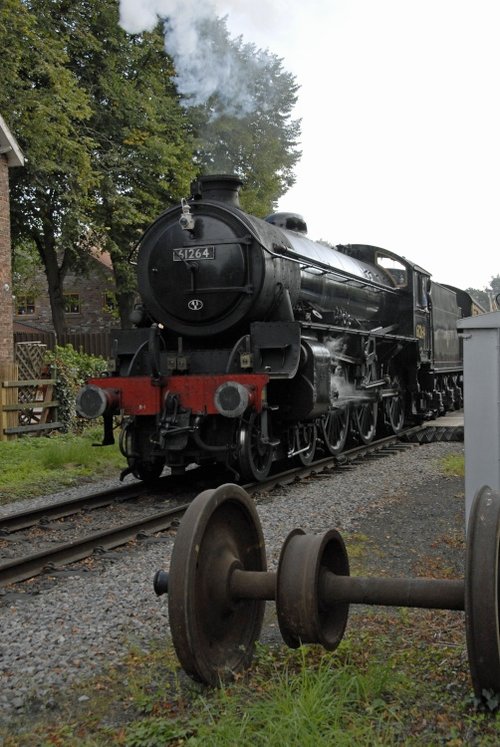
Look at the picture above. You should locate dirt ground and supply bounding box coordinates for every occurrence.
[260,462,466,644]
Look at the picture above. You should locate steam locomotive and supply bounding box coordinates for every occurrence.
[76,175,477,482]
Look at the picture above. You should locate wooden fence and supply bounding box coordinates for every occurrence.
[0,361,63,441]
[14,330,113,359]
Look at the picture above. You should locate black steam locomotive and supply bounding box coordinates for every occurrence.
[77,175,477,482]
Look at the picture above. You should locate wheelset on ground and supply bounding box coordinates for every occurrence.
[155,483,500,703]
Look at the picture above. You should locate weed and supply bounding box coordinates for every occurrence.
[441,453,465,478]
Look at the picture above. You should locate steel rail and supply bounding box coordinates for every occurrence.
[0,419,462,587]
[0,503,189,587]
[0,482,152,533]
[0,421,459,534]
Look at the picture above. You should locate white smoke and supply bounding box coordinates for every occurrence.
[118,0,279,116]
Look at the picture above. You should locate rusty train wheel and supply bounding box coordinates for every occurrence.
[276,528,350,650]
[167,484,267,685]
[465,486,500,701]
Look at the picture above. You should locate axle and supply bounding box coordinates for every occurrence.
[229,568,464,610]
[156,565,465,611]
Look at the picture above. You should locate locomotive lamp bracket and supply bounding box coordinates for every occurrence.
[155,483,500,702]
[179,198,195,231]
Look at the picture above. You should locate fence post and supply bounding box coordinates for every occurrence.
[0,363,19,441]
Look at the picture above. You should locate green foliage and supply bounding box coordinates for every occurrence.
[44,344,108,431]
[0,426,124,503]
[189,18,301,216]
[5,624,500,746]
[64,3,197,323]
[441,453,465,478]
[0,0,98,335]
[125,720,191,747]
[2,2,302,332]
[11,238,45,300]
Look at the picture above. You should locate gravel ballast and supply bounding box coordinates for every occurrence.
[0,441,465,726]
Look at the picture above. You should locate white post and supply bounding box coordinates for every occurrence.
[457,311,500,529]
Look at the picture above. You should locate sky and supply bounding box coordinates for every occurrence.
[119,0,500,291]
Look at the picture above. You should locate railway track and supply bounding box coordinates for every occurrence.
[0,419,463,589]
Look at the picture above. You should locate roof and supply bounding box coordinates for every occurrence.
[457,310,500,330]
[0,113,24,168]
[90,246,113,270]
[13,320,53,335]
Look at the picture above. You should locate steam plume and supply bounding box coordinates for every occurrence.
[119,0,276,116]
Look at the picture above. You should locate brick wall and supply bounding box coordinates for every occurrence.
[0,154,14,364]
[15,262,121,334]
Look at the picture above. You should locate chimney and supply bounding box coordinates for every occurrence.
[190,174,243,207]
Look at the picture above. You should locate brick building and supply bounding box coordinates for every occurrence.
[15,249,121,335]
[0,113,24,366]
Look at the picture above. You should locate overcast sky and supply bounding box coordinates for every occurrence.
[121,0,499,291]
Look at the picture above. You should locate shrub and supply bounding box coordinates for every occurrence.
[44,344,108,432]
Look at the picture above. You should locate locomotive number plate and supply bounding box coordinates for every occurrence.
[173,246,215,261]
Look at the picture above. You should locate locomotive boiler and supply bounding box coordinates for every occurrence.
[76,174,470,482]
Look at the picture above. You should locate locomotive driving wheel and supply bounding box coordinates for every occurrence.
[322,363,351,455]
[352,357,378,445]
[384,375,405,435]
[352,400,378,444]
[167,484,267,685]
[321,406,350,455]
[238,411,273,482]
[296,423,317,466]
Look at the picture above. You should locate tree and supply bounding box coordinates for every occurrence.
[466,275,500,311]
[466,287,490,310]
[0,0,96,336]
[2,2,301,332]
[62,1,197,325]
[186,19,301,216]
[1,0,196,331]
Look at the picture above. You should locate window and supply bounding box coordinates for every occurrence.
[64,293,80,314]
[416,275,430,309]
[16,296,35,315]
[103,292,117,314]
[376,255,408,288]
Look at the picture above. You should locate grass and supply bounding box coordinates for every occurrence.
[0,426,126,505]
[441,452,465,478]
[3,615,500,747]
[0,439,478,745]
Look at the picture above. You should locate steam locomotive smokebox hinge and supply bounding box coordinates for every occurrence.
[250,322,301,379]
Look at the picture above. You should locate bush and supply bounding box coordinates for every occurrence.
[44,344,108,432]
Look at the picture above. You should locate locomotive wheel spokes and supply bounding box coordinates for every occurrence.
[276,529,350,649]
[238,411,273,481]
[296,423,317,466]
[384,376,405,435]
[465,486,500,700]
[321,405,350,455]
[167,484,267,685]
[352,401,378,444]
